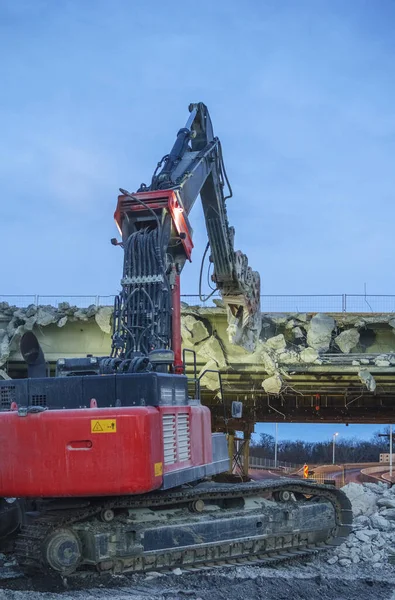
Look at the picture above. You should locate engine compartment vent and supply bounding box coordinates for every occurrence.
[31,394,47,407]
[0,386,16,409]
[177,413,191,462]
[163,414,177,465]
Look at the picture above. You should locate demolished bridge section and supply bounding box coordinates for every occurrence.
[2,301,395,428]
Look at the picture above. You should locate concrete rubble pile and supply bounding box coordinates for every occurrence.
[325,482,395,568]
[0,302,113,368]
[2,301,395,396]
[180,306,395,394]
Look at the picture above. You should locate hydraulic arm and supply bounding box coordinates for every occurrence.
[112,103,261,369]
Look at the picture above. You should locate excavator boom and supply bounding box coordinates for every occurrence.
[113,103,261,363]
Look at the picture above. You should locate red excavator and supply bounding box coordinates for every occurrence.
[0,103,352,577]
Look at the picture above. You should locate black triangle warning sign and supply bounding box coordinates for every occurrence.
[92,421,103,432]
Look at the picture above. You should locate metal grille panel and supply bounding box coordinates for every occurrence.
[163,414,177,465]
[31,394,47,407]
[0,386,15,409]
[161,387,173,404]
[177,413,191,462]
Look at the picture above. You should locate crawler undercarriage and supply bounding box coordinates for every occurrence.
[14,480,352,577]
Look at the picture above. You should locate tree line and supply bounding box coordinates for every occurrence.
[250,428,392,464]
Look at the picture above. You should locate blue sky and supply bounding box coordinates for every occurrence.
[1,0,395,441]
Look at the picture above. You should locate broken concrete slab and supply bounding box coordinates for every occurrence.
[57,316,68,328]
[182,315,210,344]
[95,306,113,334]
[300,347,319,363]
[36,306,59,327]
[359,369,377,392]
[307,314,335,352]
[262,374,282,394]
[375,355,391,367]
[264,334,286,352]
[197,336,227,369]
[198,359,221,392]
[292,326,305,340]
[226,308,261,353]
[0,369,10,380]
[259,349,278,375]
[335,328,360,353]
[0,336,10,367]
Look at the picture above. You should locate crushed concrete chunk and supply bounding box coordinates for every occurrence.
[95,306,113,334]
[343,482,377,517]
[370,515,390,531]
[334,328,360,353]
[377,498,395,509]
[57,316,68,328]
[327,556,338,564]
[226,308,261,352]
[292,326,304,340]
[352,360,360,366]
[0,336,10,367]
[375,355,391,367]
[300,347,319,363]
[265,334,286,352]
[22,315,37,331]
[379,508,395,520]
[285,319,297,330]
[260,350,278,375]
[74,309,89,321]
[355,530,370,543]
[262,374,282,394]
[358,369,376,392]
[36,306,58,327]
[276,350,300,365]
[198,359,221,392]
[295,313,307,323]
[197,336,226,369]
[183,315,210,344]
[306,314,335,352]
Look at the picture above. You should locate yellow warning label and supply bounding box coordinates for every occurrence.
[91,419,117,434]
[154,462,163,477]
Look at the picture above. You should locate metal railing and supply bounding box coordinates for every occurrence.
[248,456,301,472]
[1,294,395,313]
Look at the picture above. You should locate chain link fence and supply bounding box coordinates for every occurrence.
[2,294,395,312]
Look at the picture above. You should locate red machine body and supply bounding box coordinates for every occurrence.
[0,405,212,498]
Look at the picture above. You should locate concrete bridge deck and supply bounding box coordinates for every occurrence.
[2,301,395,433]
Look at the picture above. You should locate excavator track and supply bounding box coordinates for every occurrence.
[13,480,352,579]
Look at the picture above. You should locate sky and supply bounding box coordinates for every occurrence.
[1,0,395,442]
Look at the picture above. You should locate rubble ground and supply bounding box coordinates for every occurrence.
[1,481,395,599]
[0,562,394,600]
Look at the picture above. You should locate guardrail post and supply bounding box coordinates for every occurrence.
[34,295,39,307]
[342,294,347,312]
[95,295,99,307]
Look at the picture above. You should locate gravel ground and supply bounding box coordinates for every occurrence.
[1,558,395,600]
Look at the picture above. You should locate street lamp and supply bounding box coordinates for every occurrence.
[332,433,339,465]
